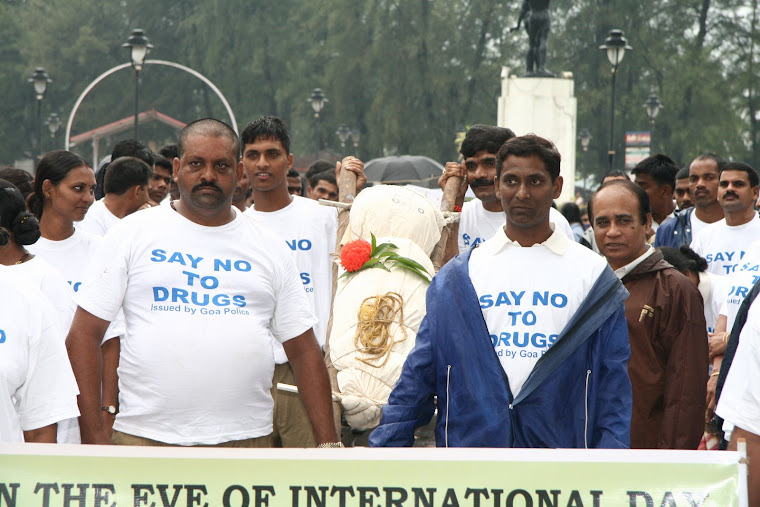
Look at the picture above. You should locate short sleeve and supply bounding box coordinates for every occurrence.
[269,249,317,343]
[74,226,129,322]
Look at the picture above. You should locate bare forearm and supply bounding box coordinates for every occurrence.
[24,423,57,443]
[285,333,338,444]
[66,309,111,444]
[101,337,120,437]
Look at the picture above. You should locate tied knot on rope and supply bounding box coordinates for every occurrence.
[354,292,406,368]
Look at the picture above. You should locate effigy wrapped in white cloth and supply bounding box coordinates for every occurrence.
[329,185,445,429]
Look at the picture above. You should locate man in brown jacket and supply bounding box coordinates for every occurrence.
[591,179,708,449]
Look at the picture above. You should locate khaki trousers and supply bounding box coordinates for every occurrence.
[271,362,317,448]
[112,430,273,448]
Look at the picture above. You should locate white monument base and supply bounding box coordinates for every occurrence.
[497,66,577,205]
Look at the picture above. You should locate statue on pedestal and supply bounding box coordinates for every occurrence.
[511,0,555,78]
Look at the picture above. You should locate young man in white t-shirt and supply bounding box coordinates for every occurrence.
[371,134,632,448]
[78,157,152,237]
[241,116,365,447]
[692,161,760,276]
[437,125,573,262]
[66,119,339,447]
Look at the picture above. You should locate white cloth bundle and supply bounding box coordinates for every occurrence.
[330,185,444,429]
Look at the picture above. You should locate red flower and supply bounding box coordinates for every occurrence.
[340,239,372,272]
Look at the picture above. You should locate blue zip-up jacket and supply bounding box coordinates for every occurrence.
[654,207,693,248]
[370,249,632,448]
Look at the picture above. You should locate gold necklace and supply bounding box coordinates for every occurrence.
[14,250,30,265]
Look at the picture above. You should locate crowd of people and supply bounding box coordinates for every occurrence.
[2,117,760,498]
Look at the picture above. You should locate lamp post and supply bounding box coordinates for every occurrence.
[46,113,61,151]
[29,67,51,162]
[643,93,663,153]
[336,124,351,149]
[350,127,361,155]
[308,88,327,153]
[123,29,152,139]
[578,128,591,190]
[600,29,632,172]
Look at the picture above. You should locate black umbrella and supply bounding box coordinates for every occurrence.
[364,155,444,189]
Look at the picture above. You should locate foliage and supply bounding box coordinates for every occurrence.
[1,0,758,183]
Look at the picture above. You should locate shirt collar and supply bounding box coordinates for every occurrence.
[614,245,654,279]
[481,222,569,256]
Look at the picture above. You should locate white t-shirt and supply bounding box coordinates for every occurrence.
[469,225,607,397]
[77,199,120,237]
[75,205,317,445]
[718,241,760,330]
[698,271,729,334]
[244,196,337,364]
[0,273,79,442]
[692,216,760,276]
[8,256,75,333]
[716,293,760,437]
[690,211,711,243]
[458,198,574,253]
[28,228,125,340]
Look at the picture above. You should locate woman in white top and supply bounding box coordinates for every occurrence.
[26,150,121,437]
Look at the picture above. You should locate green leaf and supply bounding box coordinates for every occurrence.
[370,233,377,255]
[373,242,398,257]
[390,262,431,282]
[386,255,431,274]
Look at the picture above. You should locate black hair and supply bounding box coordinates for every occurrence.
[111,139,155,167]
[158,144,179,160]
[29,150,88,219]
[496,134,561,181]
[590,179,651,225]
[241,116,290,154]
[560,202,582,224]
[287,168,300,179]
[0,167,33,198]
[460,125,515,158]
[309,169,337,189]
[104,157,153,195]
[658,245,708,274]
[600,169,630,183]
[178,118,240,160]
[692,153,727,172]
[0,179,40,246]
[675,166,690,180]
[631,154,679,190]
[720,161,759,188]
[153,153,172,170]
[305,160,334,181]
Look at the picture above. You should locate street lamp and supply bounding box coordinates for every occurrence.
[336,124,351,149]
[350,127,361,150]
[578,128,591,190]
[29,67,51,161]
[123,29,153,139]
[46,113,61,139]
[600,29,632,172]
[643,93,663,152]
[308,88,327,152]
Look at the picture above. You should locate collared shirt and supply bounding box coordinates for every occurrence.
[614,245,655,279]
[478,223,570,258]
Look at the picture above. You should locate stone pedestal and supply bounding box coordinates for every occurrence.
[497,66,577,204]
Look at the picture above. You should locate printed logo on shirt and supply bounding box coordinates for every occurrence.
[481,290,568,360]
[286,239,312,251]
[0,329,5,343]
[462,233,484,249]
[704,250,747,274]
[67,281,82,292]
[148,249,251,316]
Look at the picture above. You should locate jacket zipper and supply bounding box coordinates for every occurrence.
[584,369,591,449]
[445,364,451,448]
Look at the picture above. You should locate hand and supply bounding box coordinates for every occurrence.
[336,157,366,191]
[438,161,468,199]
[709,332,728,360]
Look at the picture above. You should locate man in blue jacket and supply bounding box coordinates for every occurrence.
[370,134,632,448]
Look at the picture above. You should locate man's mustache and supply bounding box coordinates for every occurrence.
[723,192,739,199]
[193,182,222,193]
[470,178,494,188]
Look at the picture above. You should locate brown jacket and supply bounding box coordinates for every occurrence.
[622,249,708,449]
